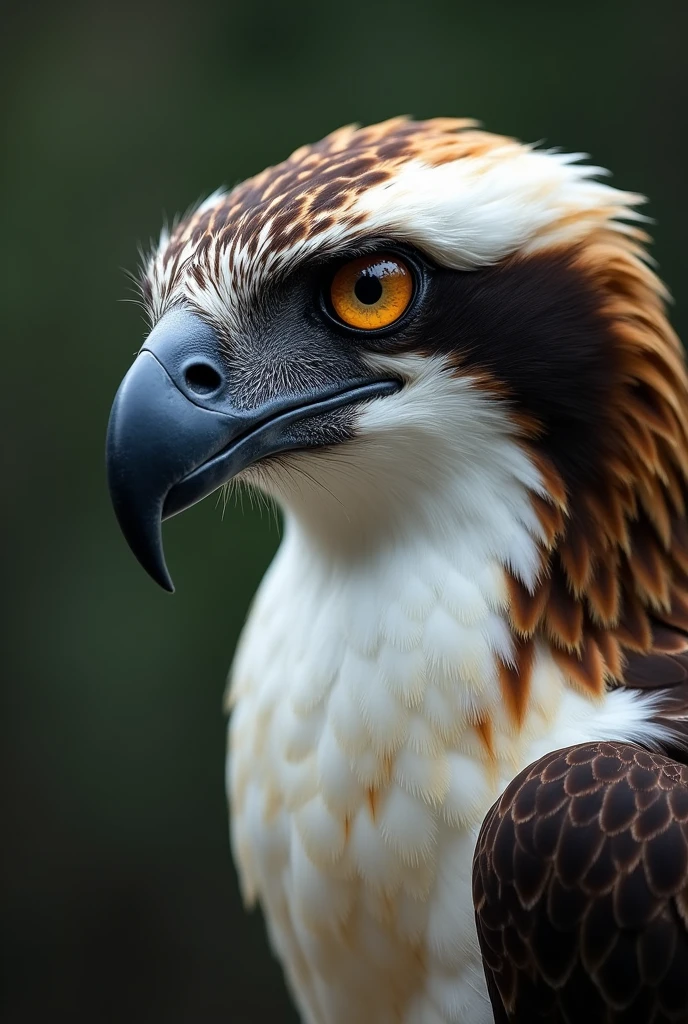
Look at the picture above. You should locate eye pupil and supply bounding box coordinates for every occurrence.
[354,274,383,305]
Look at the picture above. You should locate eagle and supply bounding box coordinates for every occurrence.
[106,117,688,1023]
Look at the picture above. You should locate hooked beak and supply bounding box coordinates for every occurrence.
[106,310,398,591]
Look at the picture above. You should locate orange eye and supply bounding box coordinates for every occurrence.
[329,254,414,330]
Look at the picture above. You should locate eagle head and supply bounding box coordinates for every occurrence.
[107,117,688,706]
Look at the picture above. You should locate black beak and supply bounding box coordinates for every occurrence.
[106,310,398,591]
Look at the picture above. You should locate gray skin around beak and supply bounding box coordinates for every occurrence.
[106,309,398,592]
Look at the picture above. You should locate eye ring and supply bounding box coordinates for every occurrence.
[326,252,416,332]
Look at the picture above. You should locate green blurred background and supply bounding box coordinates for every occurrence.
[3,1,688,1020]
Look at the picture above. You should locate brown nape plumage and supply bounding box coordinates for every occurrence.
[489,234,688,737]
[468,216,688,1022]
[473,742,688,1023]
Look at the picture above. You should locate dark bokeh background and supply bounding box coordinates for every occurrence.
[3,1,688,1020]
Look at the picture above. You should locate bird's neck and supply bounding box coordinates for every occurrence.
[228,502,660,915]
[230,508,593,789]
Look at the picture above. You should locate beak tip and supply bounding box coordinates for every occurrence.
[146,555,175,593]
[159,574,176,595]
[107,482,176,594]
[123,521,176,594]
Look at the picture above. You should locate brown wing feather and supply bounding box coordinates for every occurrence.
[473,741,688,1023]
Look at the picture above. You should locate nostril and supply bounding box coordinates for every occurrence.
[184,362,223,396]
